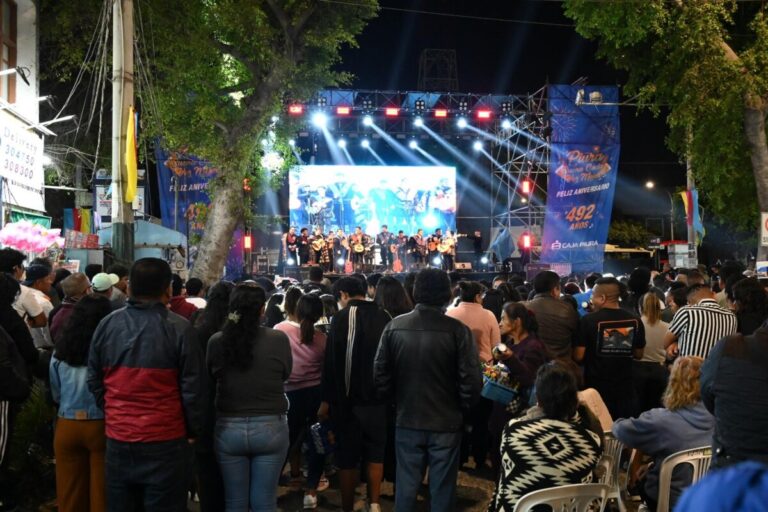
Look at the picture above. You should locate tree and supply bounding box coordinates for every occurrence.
[563,1,768,249]
[608,219,651,248]
[136,0,377,282]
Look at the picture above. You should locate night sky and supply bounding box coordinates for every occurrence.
[336,0,687,218]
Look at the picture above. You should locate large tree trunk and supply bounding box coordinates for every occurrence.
[743,96,768,261]
[189,180,241,284]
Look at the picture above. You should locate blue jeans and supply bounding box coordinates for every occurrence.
[395,427,462,512]
[105,437,191,512]
[215,415,289,512]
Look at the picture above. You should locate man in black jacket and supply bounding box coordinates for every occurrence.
[374,268,482,512]
[319,277,392,512]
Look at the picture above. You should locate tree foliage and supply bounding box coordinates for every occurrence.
[608,219,651,248]
[563,0,768,230]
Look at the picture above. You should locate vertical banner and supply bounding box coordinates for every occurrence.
[540,85,621,273]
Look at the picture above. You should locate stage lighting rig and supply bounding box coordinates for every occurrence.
[338,139,347,149]
[456,117,468,129]
[415,99,426,112]
[501,119,512,130]
[288,104,304,115]
[413,117,424,128]
[311,112,328,128]
[363,115,373,126]
[361,139,370,148]
[458,99,469,112]
[317,97,328,107]
[472,141,482,151]
[408,140,418,149]
[434,109,448,118]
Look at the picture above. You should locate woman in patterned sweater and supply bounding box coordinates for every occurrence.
[489,362,603,511]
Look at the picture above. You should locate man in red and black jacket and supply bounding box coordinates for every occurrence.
[88,258,204,510]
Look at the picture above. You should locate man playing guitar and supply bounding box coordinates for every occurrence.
[349,226,368,270]
[376,225,394,270]
[439,229,458,271]
[428,228,443,267]
[408,228,426,270]
[282,226,298,266]
[310,226,326,265]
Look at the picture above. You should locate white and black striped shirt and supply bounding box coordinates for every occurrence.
[668,299,737,358]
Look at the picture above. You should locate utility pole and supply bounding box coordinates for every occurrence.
[111,0,134,263]
[686,156,697,266]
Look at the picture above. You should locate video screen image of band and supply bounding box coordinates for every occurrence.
[289,165,457,235]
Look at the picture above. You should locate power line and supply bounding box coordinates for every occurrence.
[318,0,576,27]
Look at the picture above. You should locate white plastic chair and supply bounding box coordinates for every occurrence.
[656,446,712,512]
[597,454,614,485]
[601,431,627,512]
[513,483,611,512]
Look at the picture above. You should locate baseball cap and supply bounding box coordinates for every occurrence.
[92,273,119,292]
[22,265,51,286]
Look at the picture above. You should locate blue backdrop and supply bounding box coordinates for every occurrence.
[540,85,621,273]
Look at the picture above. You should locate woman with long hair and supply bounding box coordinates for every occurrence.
[730,278,767,335]
[613,356,714,510]
[50,295,113,512]
[634,292,670,413]
[207,284,293,512]
[373,276,413,319]
[274,294,328,508]
[192,280,234,512]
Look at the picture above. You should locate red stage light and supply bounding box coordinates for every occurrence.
[434,109,448,118]
[522,234,531,249]
[385,108,399,117]
[243,234,252,250]
[521,179,532,195]
[288,104,304,115]
[476,110,492,120]
[336,106,351,115]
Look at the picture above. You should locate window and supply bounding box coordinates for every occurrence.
[0,0,16,103]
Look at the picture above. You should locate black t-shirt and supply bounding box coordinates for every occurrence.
[578,307,645,387]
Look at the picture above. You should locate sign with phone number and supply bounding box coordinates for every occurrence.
[0,114,45,212]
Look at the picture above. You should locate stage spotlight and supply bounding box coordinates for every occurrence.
[363,115,373,126]
[473,141,482,151]
[288,139,296,147]
[311,112,328,128]
[432,257,442,266]
[457,117,468,129]
[480,256,489,265]
[336,257,345,266]
[501,119,512,130]
[361,139,370,149]
[414,117,424,128]
[338,139,347,149]
[287,258,296,266]
[408,140,418,149]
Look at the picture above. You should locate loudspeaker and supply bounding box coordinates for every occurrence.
[455,262,472,270]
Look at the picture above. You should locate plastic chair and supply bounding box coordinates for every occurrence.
[601,431,627,512]
[656,446,712,512]
[597,454,614,485]
[513,483,611,512]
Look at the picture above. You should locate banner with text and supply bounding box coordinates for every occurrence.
[540,85,621,273]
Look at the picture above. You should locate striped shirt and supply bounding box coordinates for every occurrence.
[668,299,737,358]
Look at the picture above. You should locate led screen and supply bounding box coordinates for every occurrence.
[289,165,457,235]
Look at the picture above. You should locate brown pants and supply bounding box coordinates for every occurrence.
[54,418,106,512]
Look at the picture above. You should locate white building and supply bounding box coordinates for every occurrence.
[1,0,47,219]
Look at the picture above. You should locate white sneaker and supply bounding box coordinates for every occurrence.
[303,493,318,509]
[366,503,382,512]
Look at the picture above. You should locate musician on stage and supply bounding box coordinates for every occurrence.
[298,227,311,266]
[396,230,408,266]
[333,228,348,273]
[466,229,484,270]
[441,229,457,272]
[376,224,394,270]
[282,226,299,266]
[428,228,443,267]
[349,226,368,270]
[408,228,426,269]
[310,226,326,265]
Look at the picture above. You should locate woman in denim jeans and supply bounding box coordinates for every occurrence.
[50,295,113,512]
[207,284,293,512]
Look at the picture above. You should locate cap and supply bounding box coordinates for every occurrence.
[22,265,51,286]
[92,273,119,292]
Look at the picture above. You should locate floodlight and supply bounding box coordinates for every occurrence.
[337,258,345,266]
[287,258,296,266]
[363,115,373,126]
[480,256,489,265]
[432,257,442,266]
[457,117,468,129]
[408,140,418,149]
[473,141,482,151]
[414,117,424,128]
[338,139,347,149]
[501,119,512,130]
[311,112,328,128]
[361,139,370,149]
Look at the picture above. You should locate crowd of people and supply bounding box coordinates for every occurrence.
[0,251,767,512]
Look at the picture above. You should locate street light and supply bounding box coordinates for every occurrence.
[645,181,655,190]
[646,180,675,240]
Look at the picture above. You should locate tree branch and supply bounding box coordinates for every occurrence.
[211,37,261,77]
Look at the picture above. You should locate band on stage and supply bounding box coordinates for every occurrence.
[281,225,483,274]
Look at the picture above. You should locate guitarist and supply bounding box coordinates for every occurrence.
[428,228,443,266]
[349,226,367,270]
[298,227,311,266]
[408,228,426,270]
[333,229,348,273]
[441,229,458,272]
[310,226,326,265]
[282,226,299,266]
[376,225,394,270]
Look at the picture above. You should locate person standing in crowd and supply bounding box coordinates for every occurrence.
[701,327,768,468]
[613,356,714,511]
[84,264,103,284]
[21,264,55,349]
[665,283,737,360]
[90,273,120,306]
[190,280,234,512]
[488,302,549,473]
[50,273,91,343]
[573,272,602,317]
[88,258,204,511]
[185,278,208,309]
[623,267,652,315]
[366,273,383,300]
[446,281,500,469]
[169,274,198,320]
[524,270,580,359]
[275,294,327,509]
[304,266,331,295]
[207,284,292,512]
[373,276,413,319]
[104,265,129,308]
[635,292,670,413]
[50,295,113,512]
[574,277,645,420]
[374,269,482,512]
[489,362,602,512]
[728,278,767,336]
[319,277,391,512]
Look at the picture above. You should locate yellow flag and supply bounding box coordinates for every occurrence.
[125,106,138,203]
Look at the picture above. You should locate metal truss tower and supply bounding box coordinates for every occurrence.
[417,49,460,92]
